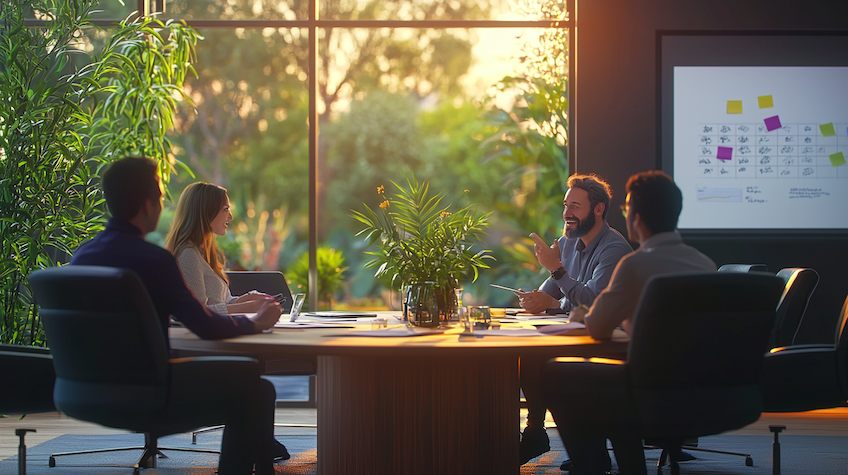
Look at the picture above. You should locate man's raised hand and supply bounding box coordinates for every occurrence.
[530,232,562,272]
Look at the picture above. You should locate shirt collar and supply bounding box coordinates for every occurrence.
[576,220,611,253]
[106,217,143,237]
[639,231,682,251]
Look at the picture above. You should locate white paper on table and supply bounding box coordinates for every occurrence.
[273,322,355,329]
[499,316,569,323]
[462,328,544,337]
[295,317,359,323]
[341,327,445,337]
[535,322,588,336]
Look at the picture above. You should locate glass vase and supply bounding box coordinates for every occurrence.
[405,281,439,328]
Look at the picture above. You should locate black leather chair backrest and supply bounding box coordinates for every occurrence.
[717,264,769,273]
[627,273,784,390]
[773,268,819,347]
[30,266,169,387]
[227,271,293,313]
[0,344,56,414]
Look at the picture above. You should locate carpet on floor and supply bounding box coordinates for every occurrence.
[3,429,847,474]
[0,432,315,475]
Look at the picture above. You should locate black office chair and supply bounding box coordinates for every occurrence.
[760,295,848,475]
[29,266,266,472]
[0,344,56,475]
[717,263,769,273]
[771,268,819,348]
[544,273,784,475]
[761,294,848,412]
[718,266,819,348]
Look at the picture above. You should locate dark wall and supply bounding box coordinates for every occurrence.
[575,0,848,343]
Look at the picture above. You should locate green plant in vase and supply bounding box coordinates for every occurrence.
[352,175,493,325]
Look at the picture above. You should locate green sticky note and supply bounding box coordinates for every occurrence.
[727,100,743,114]
[830,151,846,167]
[758,95,774,108]
[820,122,836,137]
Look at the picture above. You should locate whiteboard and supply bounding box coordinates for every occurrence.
[673,66,848,230]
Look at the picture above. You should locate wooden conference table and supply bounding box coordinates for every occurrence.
[169,314,628,475]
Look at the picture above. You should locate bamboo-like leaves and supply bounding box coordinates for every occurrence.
[0,0,201,345]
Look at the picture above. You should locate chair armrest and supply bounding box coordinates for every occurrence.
[761,346,844,412]
[169,355,259,365]
[767,344,835,355]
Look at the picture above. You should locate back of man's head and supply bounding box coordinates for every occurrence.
[101,157,160,220]
[566,173,613,219]
[625,170,682,234]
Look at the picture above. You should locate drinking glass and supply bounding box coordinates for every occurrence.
[467,305,491,331]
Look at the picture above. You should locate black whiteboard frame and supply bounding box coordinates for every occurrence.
[656,30,848,237]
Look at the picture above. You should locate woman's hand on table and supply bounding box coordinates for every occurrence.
[235,291,272,303]
[229,294,275,313]
[517,289,561,314]
[249,300,283,332]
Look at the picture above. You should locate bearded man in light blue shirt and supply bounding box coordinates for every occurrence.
[519,174,632,315]
[519,173,632,465]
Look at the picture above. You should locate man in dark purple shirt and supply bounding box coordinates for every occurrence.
[72,217,265,347]
[71,156,283,475]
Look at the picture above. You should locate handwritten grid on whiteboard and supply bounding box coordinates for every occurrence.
[696,123,848,179]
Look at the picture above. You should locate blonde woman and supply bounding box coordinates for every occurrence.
[166,182,273,315]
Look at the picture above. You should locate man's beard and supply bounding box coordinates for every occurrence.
[564,212,596,239]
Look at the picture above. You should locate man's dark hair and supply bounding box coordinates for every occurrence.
[101,157,161,220]
[625,170,682,234]
[566,173,613,219]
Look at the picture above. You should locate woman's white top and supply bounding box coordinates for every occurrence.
[176,245,236,315]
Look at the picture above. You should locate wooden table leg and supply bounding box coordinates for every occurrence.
[317,353,520,475]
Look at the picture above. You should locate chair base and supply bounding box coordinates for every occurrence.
[190,422,317,444]
[647,446,753,467]
[49,433,220,473]
[645,444,753,475]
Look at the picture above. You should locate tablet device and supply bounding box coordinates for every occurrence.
[489,283,522,295]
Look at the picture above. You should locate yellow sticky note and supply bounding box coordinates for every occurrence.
[758,95,774,109]
[727,100,743,114]
[820,122,836,137]
[829,151,846,167]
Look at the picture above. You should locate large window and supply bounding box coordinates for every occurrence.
[56,0,573,311]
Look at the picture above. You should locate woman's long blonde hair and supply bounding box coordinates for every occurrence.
[165,182,230,284]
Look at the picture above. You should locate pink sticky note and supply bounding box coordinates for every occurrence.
[764,115,781,132]
[716,146,733,161]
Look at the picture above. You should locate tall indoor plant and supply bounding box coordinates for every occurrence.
[352,175,493,324]
[0,0,201,346]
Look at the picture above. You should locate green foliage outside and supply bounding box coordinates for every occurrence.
[0,0,200,345]
[0,0,570,344]
[287,246,348,310]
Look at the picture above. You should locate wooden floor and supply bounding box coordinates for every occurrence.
[2,407,847,461]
